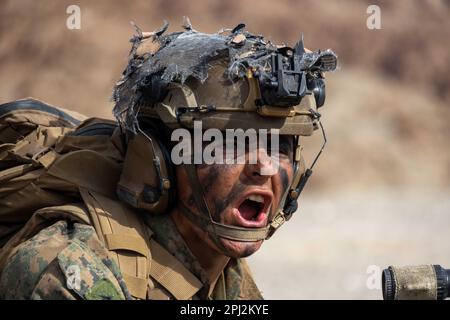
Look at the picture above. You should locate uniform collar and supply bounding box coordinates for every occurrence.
[144,213,250,300]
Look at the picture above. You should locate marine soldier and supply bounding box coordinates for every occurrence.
[0,22,337,300]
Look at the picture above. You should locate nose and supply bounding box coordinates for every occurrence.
[244,147,279,179]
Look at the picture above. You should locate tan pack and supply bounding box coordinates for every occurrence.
[0,98,202,299]
[0,98,86,244]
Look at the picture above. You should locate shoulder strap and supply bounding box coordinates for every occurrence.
[79,188,151,300]
[149,239,202,300]
[79,188,203,300]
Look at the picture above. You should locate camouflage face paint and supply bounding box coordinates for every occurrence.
[212,176,247,222]
[200,164,221,193]
[279,167,290,195]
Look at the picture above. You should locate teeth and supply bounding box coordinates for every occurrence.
[247,195,264,204]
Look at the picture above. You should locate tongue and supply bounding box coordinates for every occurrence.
[238,200,259,220]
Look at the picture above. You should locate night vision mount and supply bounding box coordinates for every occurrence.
[256,38,337,109]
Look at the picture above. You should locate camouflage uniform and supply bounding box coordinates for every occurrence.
[0,206,262,300]
[145,214,262,300]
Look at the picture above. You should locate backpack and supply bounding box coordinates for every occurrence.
[0,98,87,245]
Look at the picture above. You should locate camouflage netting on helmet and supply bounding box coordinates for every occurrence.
[112,20,337,133]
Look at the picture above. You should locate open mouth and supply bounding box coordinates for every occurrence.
[239,195,265,221]
[234,192,273,227]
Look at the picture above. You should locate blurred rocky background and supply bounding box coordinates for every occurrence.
[1,0,449,299]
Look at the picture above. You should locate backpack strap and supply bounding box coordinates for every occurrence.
[79,188,151,300]
[79,188,203,300]
[149,239,202,300]
[4,126,68,175]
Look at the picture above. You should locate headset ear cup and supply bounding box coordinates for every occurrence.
[117,131,175,214]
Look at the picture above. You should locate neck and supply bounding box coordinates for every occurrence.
[170,207,230,286]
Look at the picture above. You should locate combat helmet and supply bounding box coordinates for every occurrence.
[113,19,337,246]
